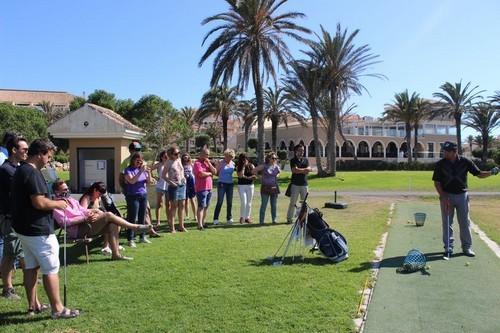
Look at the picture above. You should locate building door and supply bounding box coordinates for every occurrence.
[77,148,115,193]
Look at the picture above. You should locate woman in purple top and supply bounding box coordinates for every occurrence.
[124,152,151,247]
[254,152,281,224]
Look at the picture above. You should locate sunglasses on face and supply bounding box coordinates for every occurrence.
[173,152,180,156]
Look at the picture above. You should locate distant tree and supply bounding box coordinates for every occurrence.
[40,100,66,125]
[199,0,310,163]
[69,96,86,111]
[263,86,306,152]
[467,134,474,154]
[87,89,117,110]
[239,100,256,152]
[413,98,432,160]
[0,103,47,141]
[195,134,210,150]
[463,102,500,163]
[205,122,222,153]
[131,95,175,136]
[115,98,135,120]
[198,86,241,151]
[432,81,484,154]
[247,138,258,150]
[383,90,419,163]
[179,107,198,152]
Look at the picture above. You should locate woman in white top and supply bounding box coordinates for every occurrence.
[162,147,187,233]
[150,150,169,228]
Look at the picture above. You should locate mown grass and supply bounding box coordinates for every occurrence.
[470,197,500,244]
[1,196,389,333]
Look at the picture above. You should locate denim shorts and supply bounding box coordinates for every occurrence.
[168,184,186,201]
[196,190,212,208]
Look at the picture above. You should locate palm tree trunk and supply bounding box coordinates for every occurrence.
[328,88,337,176]
[213,136,217,154]
[271,118,278,152]
[481,132,488,163]
[413,124,419,161]
[455,115,462,155]
[310,107,326,176]
[244,125,250,152]
[185,139,190,154]
[406,122,412,163]
[252,53,265,164]
[222,116,228,151]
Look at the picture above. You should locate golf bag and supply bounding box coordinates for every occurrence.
[307,208,349,263]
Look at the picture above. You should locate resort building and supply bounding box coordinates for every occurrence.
[236,114,456,164]
[0,88,76,111]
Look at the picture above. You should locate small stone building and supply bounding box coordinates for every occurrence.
[48,103,145,193]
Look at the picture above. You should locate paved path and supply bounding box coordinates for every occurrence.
[363,202,500,333]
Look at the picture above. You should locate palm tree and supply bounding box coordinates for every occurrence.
[239,100,257,152]
[40,100,65,125]
[205,122,222,153]
[179,107,198,153]
[199,0,310,163]
[306,24,383,175]
[432,81,484,154]
[263,86,306,152]
[490,91,500,104]
[467,134,474,156]
[463,102,500,163]
[383,90,419,163]
[198,86,241,151]
[283,59,327,175]
[412,98,432,160]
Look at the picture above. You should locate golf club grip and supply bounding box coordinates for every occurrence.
[64,286,67,307]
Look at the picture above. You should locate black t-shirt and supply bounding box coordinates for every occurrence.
[12,162,55,236]
[237,164,255,185]
[0,160,17,215]
[290,157,309,186]
[432,156,481,194]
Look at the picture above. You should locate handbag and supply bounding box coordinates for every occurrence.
[261,184,280,195]
[285,183,292,197]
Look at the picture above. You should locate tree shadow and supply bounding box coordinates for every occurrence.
[0,311,49,326]
[349,252,447,273]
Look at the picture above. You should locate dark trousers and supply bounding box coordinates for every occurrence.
[126,193,147,241]
[213,182,234,221]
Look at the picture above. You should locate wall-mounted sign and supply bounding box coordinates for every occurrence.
[84,160,107,187]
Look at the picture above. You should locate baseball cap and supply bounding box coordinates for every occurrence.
[442,141,457,152]
[129,141,142,151]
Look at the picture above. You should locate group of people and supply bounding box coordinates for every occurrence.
[1,127,496,321]
[133,143,312,234]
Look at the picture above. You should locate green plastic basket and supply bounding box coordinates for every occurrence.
[414,212,426,227]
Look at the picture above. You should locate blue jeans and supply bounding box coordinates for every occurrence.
[126,193,147,241]
[260,193,278,224]
[213,182,234,221]
[0,234,4,261]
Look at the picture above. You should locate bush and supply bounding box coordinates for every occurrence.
[247,138,258,150]
[336,159,435,171]
[195,135,210,149]
[54,151,69,164]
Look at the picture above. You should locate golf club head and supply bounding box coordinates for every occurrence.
[443,254,450,260]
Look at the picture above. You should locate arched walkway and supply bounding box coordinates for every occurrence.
[372,141,384,158]
[415,142,425,158]
[357,141,369,158]
[341,141,355,157]
[279,141,287,151]
[308,140,325,157]
[386,142,398,158]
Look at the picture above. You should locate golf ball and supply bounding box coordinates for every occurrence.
[465,262,470,266]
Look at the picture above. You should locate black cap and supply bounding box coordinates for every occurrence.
[129,141,142,151]
[442,141,457,152]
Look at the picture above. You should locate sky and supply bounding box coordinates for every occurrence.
[1,0,499,136]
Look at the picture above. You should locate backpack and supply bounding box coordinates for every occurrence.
[306,208,349,263]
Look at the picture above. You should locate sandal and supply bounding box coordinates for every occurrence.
[51,307,80,319]
[27,303,50,316]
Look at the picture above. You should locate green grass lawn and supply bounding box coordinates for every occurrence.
[1,196,390,333]
[470,197,500,244]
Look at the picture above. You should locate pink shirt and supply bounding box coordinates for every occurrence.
[52,197,90,239]
[193,159,213,192]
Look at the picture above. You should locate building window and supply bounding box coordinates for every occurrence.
[428,143,434,158]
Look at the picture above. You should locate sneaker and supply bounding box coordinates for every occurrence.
[140,238,152,244]
[2,288,21,300]
[227,218,234,224]
[463,248,476,257]
[127,240,137,248]
[443,251,452,260]
[118,245,125,251]
[101,247,112,255]
[213,220,219,225]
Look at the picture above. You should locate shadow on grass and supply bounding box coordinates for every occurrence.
[248,256,336,267]
[0,311,49,326]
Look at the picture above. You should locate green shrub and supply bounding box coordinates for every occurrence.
[195,135,210,149]
[247,138,258,150]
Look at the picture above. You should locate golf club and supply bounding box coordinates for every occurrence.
[443,200,451,260]
[63,215,68,306]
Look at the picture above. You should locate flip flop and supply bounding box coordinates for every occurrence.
[51,307,80,319]
[27,303,51,316]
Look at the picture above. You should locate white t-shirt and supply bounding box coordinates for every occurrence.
[156,164,168,191]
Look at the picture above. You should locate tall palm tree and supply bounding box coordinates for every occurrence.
[306,24,383,175]
[198,86,240,151]
[383,90,419,163]
[467,134,474,155]
[432,81,484,154]
[412,98,432,160]
[283,59,326,175]
[463,102,500,163]
[40,100,65,125]
[490,91,500,104]
[179,106,198,153]
[239,100,257,152]
[199,0,310,163]
[263,86,306,152]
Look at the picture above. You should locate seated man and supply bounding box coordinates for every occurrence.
[52,180,151,261]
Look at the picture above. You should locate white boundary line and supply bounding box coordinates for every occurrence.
[353,202,395,333]
[470,219,500,259]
